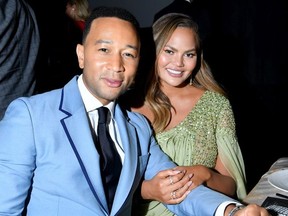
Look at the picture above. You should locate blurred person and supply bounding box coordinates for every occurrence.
[55,0,91,91]
[121,13,247,215]
[0,0,40,120]
[65,0,90,31]
[0,6,269,216]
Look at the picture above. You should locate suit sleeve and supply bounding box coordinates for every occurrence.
[128,111,177,180]
[0,99,36,215]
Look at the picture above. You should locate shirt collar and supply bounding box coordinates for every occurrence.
[77,74,115,116]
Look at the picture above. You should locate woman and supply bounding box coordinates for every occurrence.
[124,13,247,215]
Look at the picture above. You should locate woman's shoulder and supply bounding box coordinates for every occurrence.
[196,91,232,112]
[202,91,230,104]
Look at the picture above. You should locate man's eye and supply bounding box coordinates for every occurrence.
[99,48,108,52]
[124,53,136,58]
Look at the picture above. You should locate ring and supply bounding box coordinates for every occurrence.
[169,176,174,185]
[171,191,176,199]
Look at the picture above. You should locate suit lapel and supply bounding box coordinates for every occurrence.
[58,77,140,214]
[59,77,108,212]
[110,105,139,214]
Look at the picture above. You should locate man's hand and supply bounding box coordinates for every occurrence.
[225,204,271,216]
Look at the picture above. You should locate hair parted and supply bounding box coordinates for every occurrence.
[82,6,140,43]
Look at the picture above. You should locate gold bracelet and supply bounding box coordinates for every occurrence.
[228,205,245,216]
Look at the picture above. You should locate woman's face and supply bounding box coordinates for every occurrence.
[157,27,198,88]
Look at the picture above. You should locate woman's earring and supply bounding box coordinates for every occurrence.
[189,76,193,86]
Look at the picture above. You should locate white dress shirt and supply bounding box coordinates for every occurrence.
[77,75,124,163]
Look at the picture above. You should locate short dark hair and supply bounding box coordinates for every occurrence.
[82,6,140,43]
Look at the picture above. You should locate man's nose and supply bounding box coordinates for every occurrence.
[108,54,125,72]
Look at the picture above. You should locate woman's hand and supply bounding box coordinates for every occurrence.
[178,165,212,186]
[178,164,236,197]
[141,168,193,204]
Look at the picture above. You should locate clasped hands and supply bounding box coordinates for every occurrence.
[141,164,238,204]
[141,166,196,204]
[141,166,271,215]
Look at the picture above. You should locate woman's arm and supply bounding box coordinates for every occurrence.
[178,157,236,198]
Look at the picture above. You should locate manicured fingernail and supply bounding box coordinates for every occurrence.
[173,170,181,174]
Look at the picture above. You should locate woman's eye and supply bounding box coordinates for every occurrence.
[186,53,196,58]
[164,49,173,54]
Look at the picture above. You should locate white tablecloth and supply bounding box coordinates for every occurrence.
[243,157,288,205]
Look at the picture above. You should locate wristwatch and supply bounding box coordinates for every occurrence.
[228,204,245,216]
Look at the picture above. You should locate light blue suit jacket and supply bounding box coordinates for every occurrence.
[0,76,235,216]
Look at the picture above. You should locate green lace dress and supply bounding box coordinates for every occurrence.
[137,91,247,216]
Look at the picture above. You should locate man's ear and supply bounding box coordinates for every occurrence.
[76,44,84,69]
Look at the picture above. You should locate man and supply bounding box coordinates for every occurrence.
[0,6,269,216]
[0,0,40,120]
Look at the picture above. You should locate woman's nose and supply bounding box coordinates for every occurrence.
[173,55,184,67]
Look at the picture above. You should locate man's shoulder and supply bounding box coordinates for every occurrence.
[116,104,152,129]
[120,105,148,121]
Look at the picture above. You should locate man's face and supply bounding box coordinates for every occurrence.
[77,17,140,105]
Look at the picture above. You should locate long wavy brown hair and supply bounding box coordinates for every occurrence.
[145,13,226,133]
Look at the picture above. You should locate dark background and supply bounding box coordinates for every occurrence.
[27,0,288,193]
